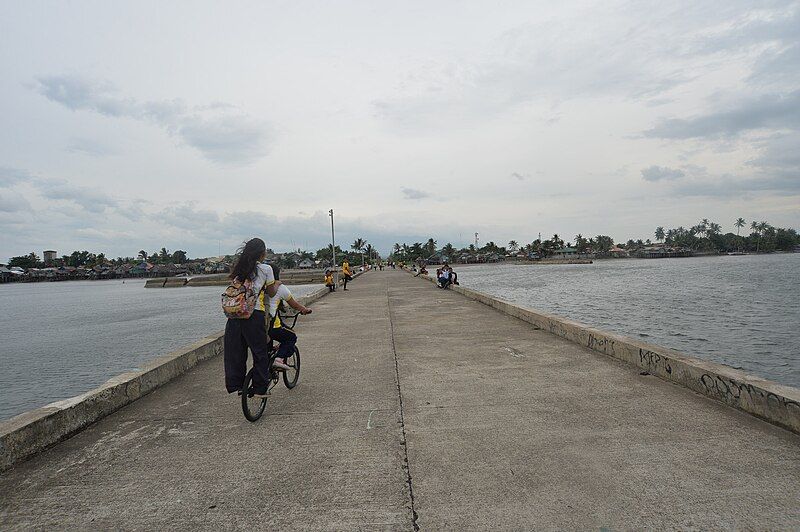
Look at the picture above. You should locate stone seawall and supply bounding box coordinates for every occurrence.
[408,269,800,434]
[145,270,330,288]
[0,286,331,472]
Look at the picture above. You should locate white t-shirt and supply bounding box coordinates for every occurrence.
[268,283,294,317]
[251,263,276,312]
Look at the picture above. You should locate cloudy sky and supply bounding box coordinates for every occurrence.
[1,0,798,260]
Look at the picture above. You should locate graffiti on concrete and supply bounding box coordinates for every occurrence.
[700,373,800,412]
[587,334,616,356]
[638,348,672,375]
[547,320,568,338]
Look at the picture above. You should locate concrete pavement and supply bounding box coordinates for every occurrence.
[1,269,799,530]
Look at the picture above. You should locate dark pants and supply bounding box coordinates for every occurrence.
[343,273,352,288]
[269,326,297,360]
[224,310,270,393]
[326,283,335,292]
[438,276,451,288]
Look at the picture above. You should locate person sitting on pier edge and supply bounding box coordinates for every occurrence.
[324,269,335,292]
[414,264,428,277]
[341,259,352,290]
[265,266,312,371]
[438,263,453,288]
[222,238,280,397]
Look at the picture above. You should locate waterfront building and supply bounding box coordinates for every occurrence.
[552,247,578,258]
[609,246,629,258]
[43,250,57,264]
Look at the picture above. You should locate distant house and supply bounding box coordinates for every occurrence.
[298,258,314,269]
[43,250,58,264]
[608,247,629,258]
[0,266,12,283]
[130,261,154,277]
[552,247,578,258]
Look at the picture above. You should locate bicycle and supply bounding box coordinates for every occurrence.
[241,310,304,422]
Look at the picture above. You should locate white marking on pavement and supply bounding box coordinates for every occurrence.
[367,409,375,429]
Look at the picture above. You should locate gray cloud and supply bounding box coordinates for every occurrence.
[641,166,686,181]
[747,132,800,182]
[67,138,116,157]
[511,172,527,181]
[673,173,800,196]
[643,90,800,139]
[0,166,35,187]
[34,178,119,213]
[401,187,430,200]
[35,75,271,164]
[0,189,31,212]
[749,43,800,88]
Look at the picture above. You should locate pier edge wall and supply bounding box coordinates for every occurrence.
[408,269,800,434]
[0,285,331,472]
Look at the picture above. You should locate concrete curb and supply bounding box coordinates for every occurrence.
[406,268,800,434]
[0,284,331,472]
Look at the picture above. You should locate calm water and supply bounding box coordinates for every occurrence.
[0,280,318,420]
[456,254,800,388]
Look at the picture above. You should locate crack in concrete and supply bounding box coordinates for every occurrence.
[387,285,420,531]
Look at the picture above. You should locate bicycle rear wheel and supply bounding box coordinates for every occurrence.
[283,346,300,389]
[241,368,267,422]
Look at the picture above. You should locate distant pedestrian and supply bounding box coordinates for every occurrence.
[341,259,352,290]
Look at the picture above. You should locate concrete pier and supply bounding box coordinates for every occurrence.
[1,270,799,529]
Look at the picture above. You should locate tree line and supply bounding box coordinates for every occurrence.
[388,218,799,262]
[7,247,189,269]
[652,218,798,253]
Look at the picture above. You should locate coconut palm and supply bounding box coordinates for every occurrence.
[508,240,519,253]
[654,227,665,242]
[425,238,437,257]
[351,238,366,265]
[734,217,746,236]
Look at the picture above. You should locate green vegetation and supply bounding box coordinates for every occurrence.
[389,218,799,263]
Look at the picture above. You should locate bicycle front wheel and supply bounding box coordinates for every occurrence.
[242,368,267,422]
[283,346,300,389]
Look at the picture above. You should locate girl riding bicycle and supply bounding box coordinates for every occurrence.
[223,238,282,397]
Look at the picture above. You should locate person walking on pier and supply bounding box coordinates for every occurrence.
[222,238,280,397]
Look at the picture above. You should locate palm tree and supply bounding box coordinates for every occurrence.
[734,218,746,236]
[138,250,147,260]
[654,227,665,242]
[756,221,770,253]
[425,238,437,257]
[351,238,366,265]
[508,240,519,253]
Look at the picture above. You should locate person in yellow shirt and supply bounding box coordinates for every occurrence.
[341,259,352,290]
[324,269,335,292]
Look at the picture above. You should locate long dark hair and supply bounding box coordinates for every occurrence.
[229,238,267,281]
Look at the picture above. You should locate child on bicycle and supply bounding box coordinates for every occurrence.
[265,266,312,370]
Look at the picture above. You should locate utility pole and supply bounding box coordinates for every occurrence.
[328,209,336,275]
[475,232,479,247]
